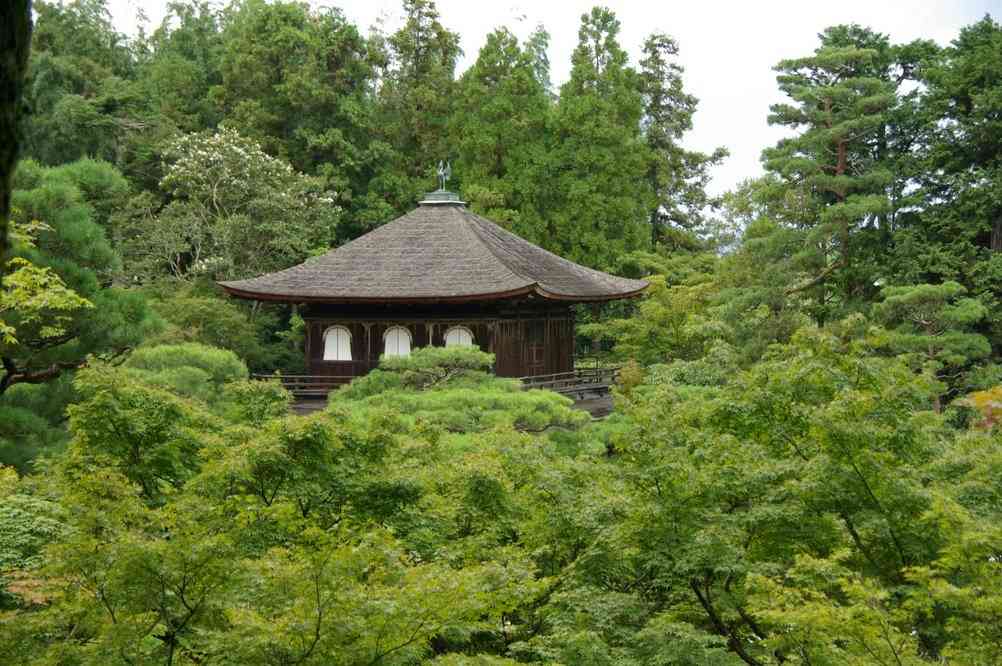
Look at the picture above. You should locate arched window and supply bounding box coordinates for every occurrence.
[383,326,412,357]
[444,326,475,347]
[322,326,352,361]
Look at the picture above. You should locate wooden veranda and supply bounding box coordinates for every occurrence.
[255,365,620,417]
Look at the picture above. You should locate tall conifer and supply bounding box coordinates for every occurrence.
[549,7,651,270]
[377,0,460,206]
[450,27,552,245]
[639,33,727,250]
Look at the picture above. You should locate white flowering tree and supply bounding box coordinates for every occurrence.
[126,128,340,280]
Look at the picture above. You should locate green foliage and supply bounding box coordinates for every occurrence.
[139,279,305,374]
[583,244,807,370]
[451,27,553,245]
[217,378,291,426]
[0,487,65,611]
[886,17,1002,348]
[140,1,223,135]
[0,346,568,662]
[66,364,210,502]
[0,396,69,473]
[640,33,727,249]
[334,347,588,435]
[22,0,137,166]
[2,160,154,467]
[13,4,1002,663]
[0,469,64,573]
[872,281,991,408]
[764,25,898,310]
[43,157,130,232]
[582,274,725,366]
[377,0,461,205]
[212,0,393,230]
[557,328,953,663]
[376,345,494,385]
[548,7,652,269]
[1,215,92,350]
[124,342,248,404]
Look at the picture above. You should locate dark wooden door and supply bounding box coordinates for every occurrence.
[525,320,546,376]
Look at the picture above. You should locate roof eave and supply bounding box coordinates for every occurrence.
[216,282,539,304]
[217,280,649,305]
[533,282,650,302]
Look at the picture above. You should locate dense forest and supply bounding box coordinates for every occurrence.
[2,0,1002,663]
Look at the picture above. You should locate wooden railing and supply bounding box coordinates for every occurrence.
[252,374,352,399]
[257,364,621,400]
[518,366,619,395]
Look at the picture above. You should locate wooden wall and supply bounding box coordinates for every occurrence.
[491,316,573,377]
[303,307,574,380]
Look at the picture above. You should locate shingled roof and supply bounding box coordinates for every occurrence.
[218,195,648,304]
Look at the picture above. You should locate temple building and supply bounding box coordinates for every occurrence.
[218,188,647,384]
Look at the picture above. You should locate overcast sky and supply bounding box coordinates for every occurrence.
[107,0,998,195]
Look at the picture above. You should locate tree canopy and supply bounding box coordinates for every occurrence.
[4,3,1002,664]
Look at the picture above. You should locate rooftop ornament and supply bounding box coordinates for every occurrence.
[436,160,452,190]
[424,160,461,204]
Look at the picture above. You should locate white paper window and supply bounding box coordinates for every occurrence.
[444,326,475,347]
[384,326,412,357]
[323,326,352,361]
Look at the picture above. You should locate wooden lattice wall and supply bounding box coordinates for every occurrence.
[304,307,574,379]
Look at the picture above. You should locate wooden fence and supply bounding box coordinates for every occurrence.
[251,373,351,399]
[256,365,621,400]
[517,366,619,396]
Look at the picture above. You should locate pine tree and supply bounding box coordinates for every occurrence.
[873,281,990,411]
[764,25,897,315]
[888,17,1002,349]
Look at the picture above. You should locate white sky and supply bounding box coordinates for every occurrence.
[109,0,998,195]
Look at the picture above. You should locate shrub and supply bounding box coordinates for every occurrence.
[125,342,248,403]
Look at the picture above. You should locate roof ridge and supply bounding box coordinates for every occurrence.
[460,209,541,290]
[464,210,649,296]
[454,207,537,289]
[467,212,567,265]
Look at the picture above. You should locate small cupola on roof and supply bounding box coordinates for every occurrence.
[420,161,464,205]
[420,188,464,205]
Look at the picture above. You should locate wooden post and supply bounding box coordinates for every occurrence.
[590,303,602,357]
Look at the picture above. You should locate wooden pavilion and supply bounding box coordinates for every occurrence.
[218,188,647,388]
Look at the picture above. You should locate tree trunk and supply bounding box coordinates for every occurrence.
[991,214,1002,252]
[1,1,33,289]
[836,139,849,261]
